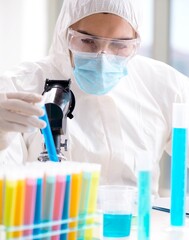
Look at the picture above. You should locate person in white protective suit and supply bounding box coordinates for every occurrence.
[0,0,189,195]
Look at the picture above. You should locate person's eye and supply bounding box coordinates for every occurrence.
[81,38,95,45]
[111,42,128,49]
[119,44,129,49]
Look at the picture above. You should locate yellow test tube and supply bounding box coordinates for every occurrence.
[68,170,82,240]
[77,163,93,239]
[0,171,4,225]
[3,173,18,239]
[84,166,100,240]
[12,173,25,238]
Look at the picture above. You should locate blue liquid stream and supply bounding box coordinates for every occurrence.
[103,213,132,238]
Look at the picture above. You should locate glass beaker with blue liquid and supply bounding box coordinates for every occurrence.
[98,185,135,239]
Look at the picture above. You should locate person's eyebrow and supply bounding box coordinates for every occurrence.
[77,30,135,40]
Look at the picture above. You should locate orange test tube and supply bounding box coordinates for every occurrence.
[68,169,82,240]
[12,171,25,238]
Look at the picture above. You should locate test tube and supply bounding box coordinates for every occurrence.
[43,163,56,239]
[51,166,67,240]
[170,103,188,227]
[39,103,59,162]
[84,164,101,239]
[3,168,18,239]
[137,152,152,240]
[68,166,82,240]
[33,166,44,237]
[0,169,4,225]
[23,167,37,237]
[12,167,26,238]
[60,172,71,240]
[78,164,92,239]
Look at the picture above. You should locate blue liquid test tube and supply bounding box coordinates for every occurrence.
[39,105,59,162]
[60,174,71,240]
[137,152,152,240]
[33,177,43,237]
[170,103,188,227]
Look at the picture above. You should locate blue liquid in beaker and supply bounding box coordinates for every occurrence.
[103,213,132,238]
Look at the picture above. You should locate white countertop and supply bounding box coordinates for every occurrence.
[94,209,189,240]
[131,210,171,239]
[131,210,189,240]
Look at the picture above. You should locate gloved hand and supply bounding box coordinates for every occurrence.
[0,92,46,150]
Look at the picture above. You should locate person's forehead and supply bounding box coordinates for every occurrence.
[73,13,132,26]
[70,13,136,39]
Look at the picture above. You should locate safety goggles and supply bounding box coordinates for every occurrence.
[67,28,140,58]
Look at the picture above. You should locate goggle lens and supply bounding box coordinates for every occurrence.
[67,28,140,58]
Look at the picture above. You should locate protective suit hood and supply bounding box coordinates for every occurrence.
[49,0,142,77]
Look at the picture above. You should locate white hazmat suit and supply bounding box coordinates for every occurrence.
[0,0,189,195]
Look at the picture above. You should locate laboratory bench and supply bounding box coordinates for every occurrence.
[94,208,189,239]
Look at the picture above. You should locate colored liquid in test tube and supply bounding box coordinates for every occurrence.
[33,169,44,236]
[137,152,152,240]
[52,172,66,240]
[84,165,101,239]
[13,171,25,238]
[78,163,100,239]
[23,176,37,236]
[68,170,82,240]
[43,167,56,238]
[0,170,4,225]
[78,171,91,239]
[170,103,188,227]
[138,171,151,240]
[39,104,59,162]
[60,174,71,240]
[3,171,18,239]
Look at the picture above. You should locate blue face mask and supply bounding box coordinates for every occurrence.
[73,52,128,95]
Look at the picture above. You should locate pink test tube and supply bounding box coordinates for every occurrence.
[23,177,37,236]
[51,174,66,240]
